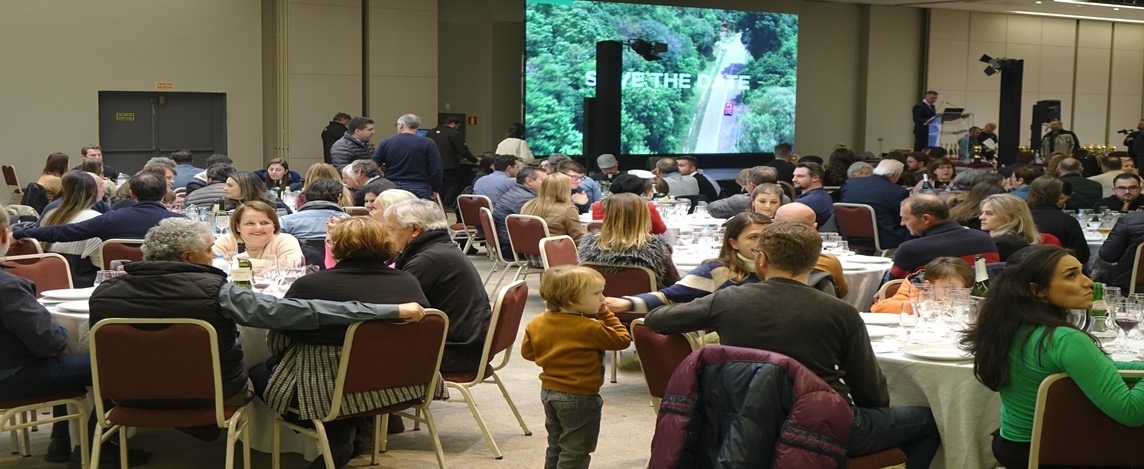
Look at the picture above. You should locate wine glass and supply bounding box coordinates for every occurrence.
[93,270,115,288]
[215,212,231,236]
[1114,306,1141,353]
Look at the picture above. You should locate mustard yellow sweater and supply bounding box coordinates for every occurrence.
[521,310,632,395]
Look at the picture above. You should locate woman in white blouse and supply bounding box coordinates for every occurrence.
[494,122,534,165]
[39,170,104,286]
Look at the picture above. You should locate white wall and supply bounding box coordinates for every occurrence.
[0,0,264,186]
[863,5,926,153]
[927,10,1144,149]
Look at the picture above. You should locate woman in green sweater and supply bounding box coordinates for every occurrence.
[961,245,1144,468]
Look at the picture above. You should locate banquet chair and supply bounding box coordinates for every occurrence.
[581,262,656,383]
[833,203,895,257]
[504,214,550,285]
[539,235,578,269]
[5,237,43,257]
[344,206,370,217]
[630,318,699,411]
[3,164,23,205]
[455,194,492,254]
[875,279,905,302]
[478,207,515,289]
[441,281,531,459]
[1,390,89,466]
[272,311,449,469]
[1129,244,1144,295]
[585,220,603,232]
[4,253,73,296]
[98,239,144,270]
[89,318,252,469]
[848,448,908,469]
[1028,370,1144,468]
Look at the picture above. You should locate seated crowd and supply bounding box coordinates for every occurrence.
[8,140,1144,469]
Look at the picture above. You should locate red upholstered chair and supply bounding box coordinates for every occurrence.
[630,318,698,411]
[875,279,904,302]
[2,165,22,204]
[89,318,252,469]
[504,214,550,284]
[1040,233,1062,247]
[4,253,73,296]
[5,237,43,257]
[440,281,531,459]
[580,262,656,383]
[539,235,579,269]
[478,207,515,289]
[344,206,370,217]
[833,203,895,257]
[1029,371,1144,468]
[271,311,450,469]
[456,195,493,253]
[98,239,144,270]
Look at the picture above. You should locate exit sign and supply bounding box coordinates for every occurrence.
[156,82,174,89]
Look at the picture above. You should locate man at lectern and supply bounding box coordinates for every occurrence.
[912,91,938,151]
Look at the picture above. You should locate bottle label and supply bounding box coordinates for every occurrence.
[231,268,252,282]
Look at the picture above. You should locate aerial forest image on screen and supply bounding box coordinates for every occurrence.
[525,0,797,156]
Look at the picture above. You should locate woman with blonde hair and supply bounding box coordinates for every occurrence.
[577,193,679,290]
[298,163,354,209]
[980,193,1041,261]
[521,172,584,243]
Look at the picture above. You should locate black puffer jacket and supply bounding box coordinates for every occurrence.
[1100,211,1144,292]
[89,261,246,398]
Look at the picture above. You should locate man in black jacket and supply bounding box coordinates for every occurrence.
[426,116,477,210]
[912,91,938,151]
[321,112,351,164]
[384,199,492,372]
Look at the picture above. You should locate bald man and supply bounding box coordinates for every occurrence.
[774,203,848,298]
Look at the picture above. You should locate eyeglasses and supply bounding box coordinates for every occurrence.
[563,173,585,182]
[1115,186,1141,192]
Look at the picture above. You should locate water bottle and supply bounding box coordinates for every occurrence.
[115,173,129,188]
[186,204,199,221]
[698,225,715,246]
[212,254,230,275]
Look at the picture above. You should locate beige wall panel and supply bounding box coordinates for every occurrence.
[929,39,971,92]
[1078,21,1112,49]
[1072,93,1108,144]
[970,13,1007,43]
[368,7,439,78]
[292,0,360,7]
[1038,45,1075,94]
[0,0,263,184]
[966,41,1006,92]
[865,5,925,151]
[288,74,363,162]
[289,3,362,76]
[1005,43,1043,92]
[1006,15,1043,46]
[1110,49,1144,96]
[1040,18,1077,47]
[370,76,439,130]
[1109,95,1143,147]
[1075,48,1111,95]
[1114,23,1144,51]
[439,20,494,153]
[965,91,1000,128]
[931,9,971,41]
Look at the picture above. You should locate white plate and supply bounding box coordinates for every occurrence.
[844,256,894,264]
[860,313,899,326]
[901,344,972,361]
[866,325,896,339]
[1085,233,1105,242]
[56,301,90,313]
[40,287,96,300]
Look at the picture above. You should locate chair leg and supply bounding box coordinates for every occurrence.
[8,416,16,454]
[449,383,502,459]
[225,419,237,469]
[242,416,251,469]
[490,372,531,436]
[119,427,128,469]
[422,407,447,469]
[492,263,513,292]
[371,414,381,465]
[379,414,389,453]
[18,412,29,457]
[272,417,282,469]
[611,350,618,383]
[312,420,336,469]
[483,259,501,286]
[74,401,90,469]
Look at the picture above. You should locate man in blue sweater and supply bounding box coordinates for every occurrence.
[839,159,911,249]
[15,172,183,243]
[889,194,998,279]
[371,114,443,200]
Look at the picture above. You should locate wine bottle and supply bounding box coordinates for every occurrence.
[970,256,989,298]
[921,174,935,194]
[1089,282,1108,333]
[237,241,246,254]
[232,253,253,289]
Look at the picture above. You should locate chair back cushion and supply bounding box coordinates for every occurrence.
[92,322,217,400]
[458,195,491,229]
[5,254,71,296]
[2,164,19,187]
[487,281,528,357]
[582,263,655,297]
[1040,233,1062,247]
[540,236,579,269]
[6,238,42,257]
[340,314,447,395]
[478,207,502,259]
[100,240,144,270]
[345,207,370,217]
[506,215,549,257]
[833,204,877,239]
[632,321,692,399]
[1037,374,1144,466]
[586,220,603,232]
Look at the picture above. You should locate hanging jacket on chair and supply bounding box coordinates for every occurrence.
[649,345,852,469]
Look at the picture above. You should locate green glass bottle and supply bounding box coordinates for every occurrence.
[1089,282,1107,333]
[969,256,989,298]
[232,253,253,289]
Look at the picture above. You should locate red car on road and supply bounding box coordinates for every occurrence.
[723,101,734,116]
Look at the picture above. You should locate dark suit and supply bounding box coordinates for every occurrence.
[912,101,936,151]
[1060,173,1103,211]
[321,120,348,165]
[838,175,911,249]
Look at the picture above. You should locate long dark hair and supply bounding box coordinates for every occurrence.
[960,245,1098,391]
[714,212,772,283]
[824,148,856,186]
[41,152,70,176]
[263,158,289,192]
[948,182,1005,223]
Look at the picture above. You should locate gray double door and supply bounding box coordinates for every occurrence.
[98,92,226,174]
